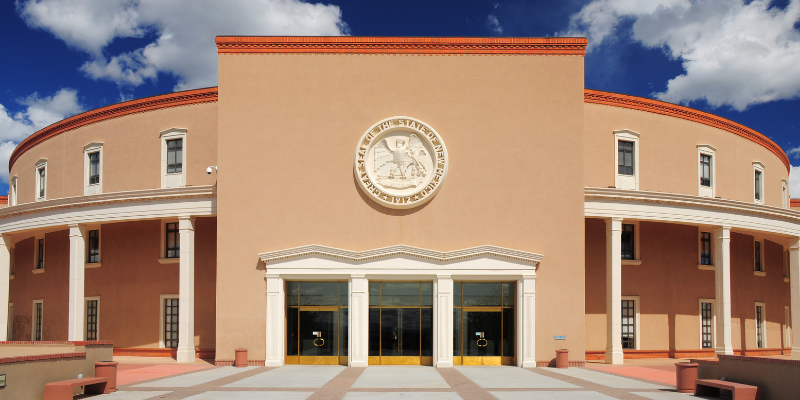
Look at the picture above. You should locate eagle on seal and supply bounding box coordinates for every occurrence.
[373,134,428,188]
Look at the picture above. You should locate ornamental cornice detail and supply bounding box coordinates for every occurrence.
[0,186,216,222]
[585,187,800,223]
[9,87,218,171]
[584,89,790,172]
[259,244,543,265]
[215,36,587,56]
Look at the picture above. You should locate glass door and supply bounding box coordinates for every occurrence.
[286,281,348,365]
[368,282,433,365]
[454,282,515,366]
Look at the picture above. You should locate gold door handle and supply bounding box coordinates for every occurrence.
[314,337,325,347]
[477,338,488,347]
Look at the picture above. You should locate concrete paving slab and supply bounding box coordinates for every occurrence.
[184,391,313,400]
[490,391,620,400]
[454,366,579,389]
[133,366,257,387]
[223,365,346,388]
[90,391,172,400]
[544,367,669,389]
[352,366,450,389]
[343,393,462,400]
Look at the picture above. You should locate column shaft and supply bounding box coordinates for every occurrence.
[0,235,11,340]
[68,225,86,341]
[434,275,453,367]
[714,226,733,356]
[605,217,623,364]
[520,275,537,367]
[789,238,800,360]
[349,275,369,367]
[176,217,195,363]
[265,274,285,366]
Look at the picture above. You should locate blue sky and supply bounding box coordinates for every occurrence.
[2,0,800,195]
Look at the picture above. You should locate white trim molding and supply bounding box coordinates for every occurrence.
[83,142,103,195]
[160,128,187,189]
[35,159,47,202]
[614,129,640,190]
[753,162,765,205]
[697,145,716,198]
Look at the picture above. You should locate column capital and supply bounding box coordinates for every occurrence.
[435,274,452,280]
[177,215,195,221]
[788,238,800,250]
[350,274,366,279]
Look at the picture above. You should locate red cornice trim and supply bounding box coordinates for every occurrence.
[585,89,790,173]
[9,87,218,172]
[790,199,800,208]
[0,352,86,364]
[0,196,7,205]
[215,36,587,56]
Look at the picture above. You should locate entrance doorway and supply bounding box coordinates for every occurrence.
[454,282,515,365]
[286,281,348,365]
[368,282,433,365]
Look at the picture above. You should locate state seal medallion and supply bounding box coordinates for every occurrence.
[354,116,449,209]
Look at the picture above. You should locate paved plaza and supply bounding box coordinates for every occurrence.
[78,363,718,400]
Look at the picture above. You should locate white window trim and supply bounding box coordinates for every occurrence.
[33,234,45,272]
[159,294,179,348]
[785,305,792,348]
[83,142,103,195]
[31,299,43,341]
[753,162,765,205]
[614,130,640,190]
[9,176,17,206]
[782,180,788,209]
[85,224,102,268]
[35,159,47,202]
[158,218,180,264]
[699,298,716,350]
[85,296,100,340]
[621,295,641,350]
[753,237,766,276]
[697,145,717,198]
[621,220,641,265]
[160,128,187,189]
[697,228,715,270]
[755,302,766,348]
[7,303,12,341]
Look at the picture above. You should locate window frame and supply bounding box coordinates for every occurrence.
[621,295,640,350]
[83,142,103,195]
[86,228,101,266]
[697,145,716,198]
[784,249,790,282]
[614,130,640,190]
[31,299,43,341]
[9,176,17,206]
[782,180,788,209]
[160,128,187,189]
[699,298,716,350]
[620,221,641,265]
[159,294,179,349]
[6,303,12,341]
[165,222,179,259]
[698,230,714,270]
[754,238,766,276]
[785,305,792,349]
[753,162,765,205]
[755,302,766,349]
[85,296,100,341]
[35,236,45,271]
[35,159,47,201]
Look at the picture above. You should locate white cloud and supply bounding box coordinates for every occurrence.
[18,0,349,91]
[487,14,503,35]
[562,0,800,111]
[0,88,85,183]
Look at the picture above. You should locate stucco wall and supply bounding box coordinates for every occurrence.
[8,218,217,350]
[216,53,587,362]
[584,103,788,208]
[10,102,218,204]
[585,218,791,353]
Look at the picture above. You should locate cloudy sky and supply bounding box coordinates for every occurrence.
[2,0,800,194]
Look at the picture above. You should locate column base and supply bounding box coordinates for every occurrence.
[264,359,284,367]
[521,361,537,368]
[435,361,453,368]
[605,349,623,364]
[715,347,733,356]
[349,360,368,367]
[792,346,800,360]
[176,348,195,363]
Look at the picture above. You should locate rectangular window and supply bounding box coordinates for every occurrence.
[756,304,765,348]
[36,238,44,270]
[755,241,763,272]
[165,223,179,258]
[621,224,635,260]
[622,300,636,349]
[33,301,42,341]
[755,170,763,201]
[166,139,183,174]
[701,302,713,349]
[164,298,179,348]
[700,154,712,187]
[618,141,634,176]
[785,250,790,279]
[700,232,712,265]
[86,300,98,340]
[87,230,99,264]
[88,152,100,185]
[38,167,46,199]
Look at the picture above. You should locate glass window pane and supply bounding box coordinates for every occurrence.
[454,282,462,307]
[340,307,348,356]
[421,282,433,307]
[462,282,502,307]
[369,308,381,356]
[503,308,514,356]
[502,282,515,306]
[286,308,298,355]
[453,308,462,356]
[380,282,421,307]
[286,282,299,306]
[421,308,433,357]
[298,282,339,306]
[339,282,348,307]
[369,282,381,306]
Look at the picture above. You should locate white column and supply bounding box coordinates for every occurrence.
[68,225,86,341]
[434,274,453,368]
[0,234,11,340]
[789,238,800,360]
[176,217,195,363]
[714,226,733,356]
[605,217,623,364]
[349,274,369,367]
[265,274,285,366]
[519,274,537,368]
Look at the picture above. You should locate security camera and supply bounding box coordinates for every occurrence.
[206,166,218,174]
